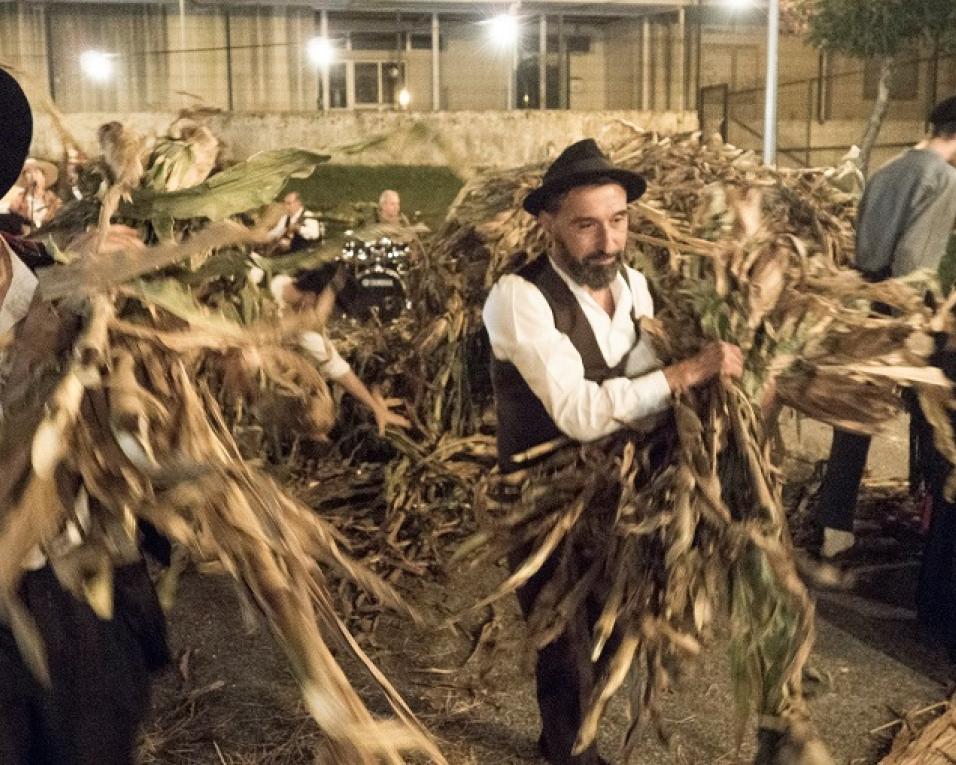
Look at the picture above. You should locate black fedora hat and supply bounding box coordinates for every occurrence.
[523,138,647,216]
[0,68,33,201]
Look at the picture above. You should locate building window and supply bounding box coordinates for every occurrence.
[354,62,380,104]
[409,32,444,50]
[381,62,402,105]
[353,61,404,107]
[329,63,347,109]
[350,32,400,51]
[321,60,406,109]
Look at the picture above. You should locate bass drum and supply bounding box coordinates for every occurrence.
[343,266,408,322]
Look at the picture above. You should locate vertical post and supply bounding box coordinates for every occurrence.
[431,12,440,110]
[320,9,330,112]
[506,7,516,110]
[43,5,56,102]
[538,14,547,109]
[224,9,234,111]
[806,79,814,166]
[676,8,685,113]
[641,18,651,111]
[696,0,703,114]
[927,37,940,131]
[178,0,187,103]
[557,14,568,109]
[763,0,779,166]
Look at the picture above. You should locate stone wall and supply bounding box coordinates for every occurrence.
[32,109,698,171]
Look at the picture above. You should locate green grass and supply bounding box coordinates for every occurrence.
[285,164,463,233]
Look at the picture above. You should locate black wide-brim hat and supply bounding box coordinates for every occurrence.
[0,68,33,200]
[523,138,647,216]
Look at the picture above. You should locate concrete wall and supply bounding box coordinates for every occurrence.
[32,109,698,170]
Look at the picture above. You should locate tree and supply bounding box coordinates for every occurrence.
[803,0,922,176]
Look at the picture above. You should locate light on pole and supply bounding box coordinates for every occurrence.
[721,0,779,164]
[763,0,779,165]
[488,12,519,110]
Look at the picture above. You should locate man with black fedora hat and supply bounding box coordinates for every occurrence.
[483,138,743,764]
[815,95,956,563]
[0,67,169,765]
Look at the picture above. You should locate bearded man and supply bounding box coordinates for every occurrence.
[482,139,743,765]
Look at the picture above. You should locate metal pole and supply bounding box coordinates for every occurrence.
[539,14,547,109]
[763,0,779,165]
[431,12,440,110]
[506,8,516,110]
[557,14,568,109]
[676,8,685,113]
[696,0,703,114]
[641,18,650,111]
[320,10,330,112]
[178,0,187,102]
[43,5,56,102]
[224,9,234,111]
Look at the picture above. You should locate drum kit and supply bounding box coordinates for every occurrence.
[337,234,411,323]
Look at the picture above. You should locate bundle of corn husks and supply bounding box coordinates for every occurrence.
[879,695,956,764]
[429,126,952,762]
[0,229,446,764]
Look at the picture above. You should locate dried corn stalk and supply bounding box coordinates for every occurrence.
[0,276,446,764]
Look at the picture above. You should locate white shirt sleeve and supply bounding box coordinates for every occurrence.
[299,331,351,380]
[298,216,321,241]
[483,274,672,442]
[267,215,288,242]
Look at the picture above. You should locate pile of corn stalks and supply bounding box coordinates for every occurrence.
[0,227,446,763]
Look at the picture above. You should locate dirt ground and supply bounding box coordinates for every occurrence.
[140,416,954,765]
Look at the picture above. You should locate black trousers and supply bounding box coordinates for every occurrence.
[817,392,928,533]
[509,542,616,765]
[916,399,956,659]
[0,562,169,765]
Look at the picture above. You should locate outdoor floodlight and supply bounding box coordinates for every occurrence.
[488,13,519,48]
[307,37,335,67]
[79,50,114,82]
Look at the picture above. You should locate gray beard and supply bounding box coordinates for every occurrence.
[553,240,624,289]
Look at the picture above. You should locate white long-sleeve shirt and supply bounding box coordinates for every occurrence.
[482,257,672,442]
[267,208,322,242]
[299,330,351,381]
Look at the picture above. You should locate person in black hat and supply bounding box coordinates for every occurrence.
[0,67,169,765]
[815,95,956,562]
[483,138,743,765]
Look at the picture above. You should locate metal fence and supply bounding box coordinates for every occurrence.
[700,51,956,169]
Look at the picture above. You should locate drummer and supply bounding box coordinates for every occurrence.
[377,189,403,225]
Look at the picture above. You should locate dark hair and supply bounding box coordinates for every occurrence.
[540,174,629,215]
[293,263,339,295]
[932,121,956,139]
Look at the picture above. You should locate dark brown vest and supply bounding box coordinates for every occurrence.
[491,257,640,473]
